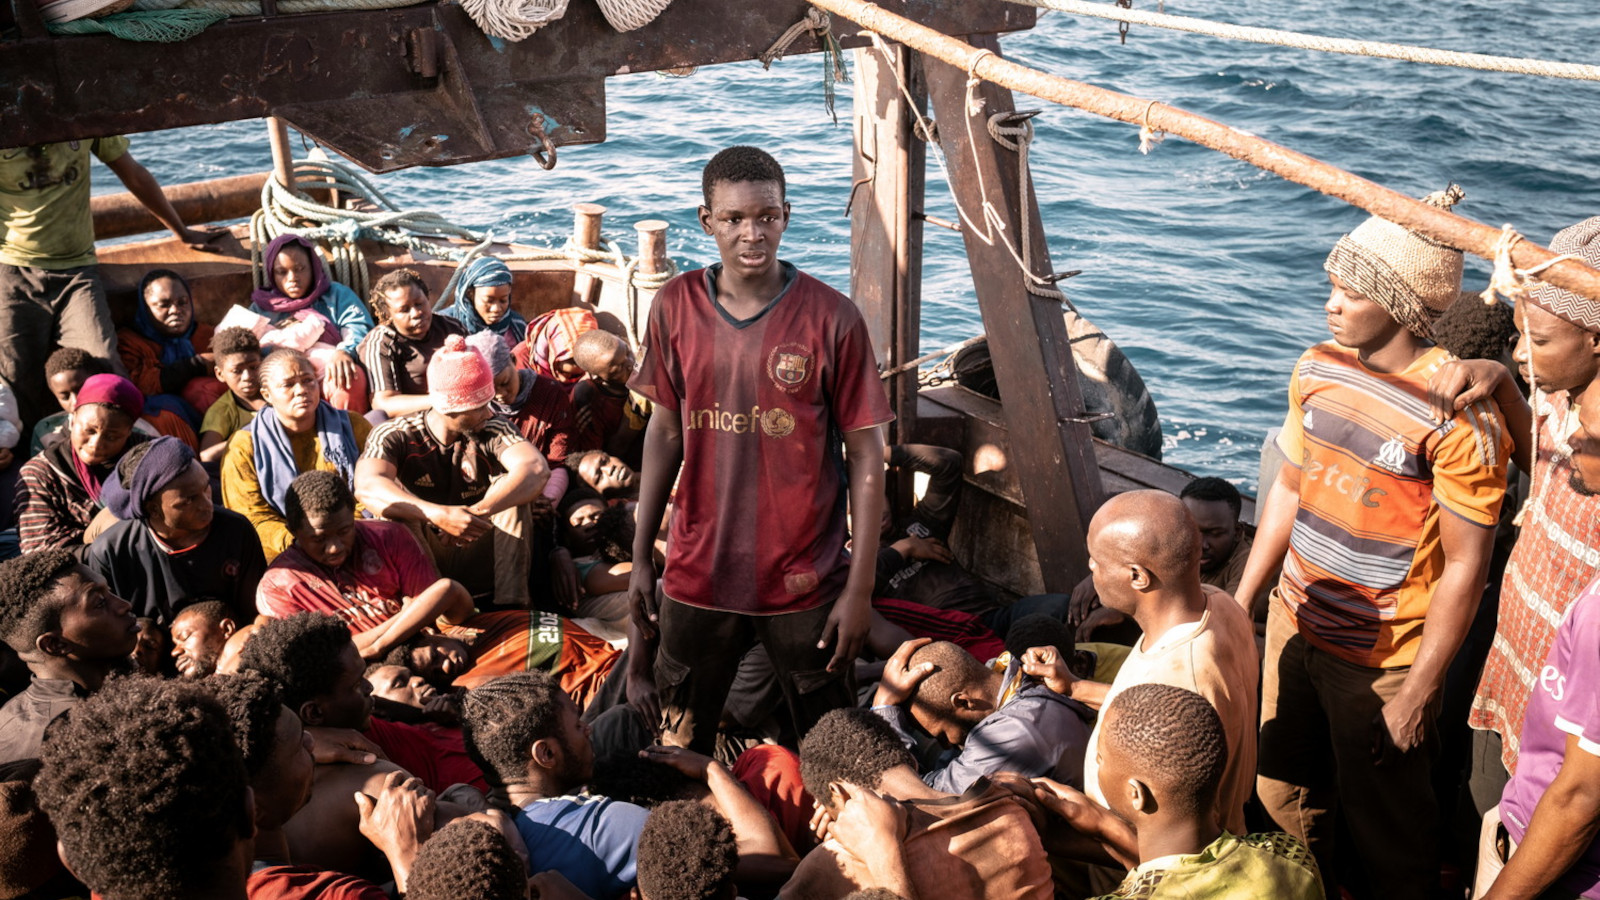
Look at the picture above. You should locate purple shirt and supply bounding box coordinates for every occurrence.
[1500,576,1600,898]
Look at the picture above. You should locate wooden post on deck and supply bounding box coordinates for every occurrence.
[266,117,296,194]
[921,35,1103,589]
[573,203,606,251]
[850,43,926,447]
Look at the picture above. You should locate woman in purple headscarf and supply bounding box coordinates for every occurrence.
[250,234,375,412]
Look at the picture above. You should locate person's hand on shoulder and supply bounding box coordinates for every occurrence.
[638,744,715,781]
[305,726,383,765]
[1021,645,1077,697]
[355,770,437,893]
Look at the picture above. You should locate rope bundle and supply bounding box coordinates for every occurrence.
[46,6,225,38]
[458,0,566,42]
[252,156,676,313]
[595,0,674,32]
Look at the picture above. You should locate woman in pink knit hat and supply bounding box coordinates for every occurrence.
[355,334,550,609]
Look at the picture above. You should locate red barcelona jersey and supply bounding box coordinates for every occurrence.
[630,263,893,614]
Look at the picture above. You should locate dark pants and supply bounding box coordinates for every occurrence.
[1257,605,1440,900]
[0,264,121,436]
[655,594,853,756]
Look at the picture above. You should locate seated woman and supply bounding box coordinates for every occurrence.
[358,268,467,420]
[250,234,374,413]
[116,269,218,443]
[441,257,525,350]
[219,348,370,561]
[256,470,473,662]
[513,306,596,386]
[86,436,266,627]
[16,374,149,555]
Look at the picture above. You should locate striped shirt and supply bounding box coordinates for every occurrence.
[356,315,466,396]
[1471,388,1600,773]
[1276,343,1509,668]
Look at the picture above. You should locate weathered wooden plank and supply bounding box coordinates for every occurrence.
[922,36,1104,591]
[849,41,926,446]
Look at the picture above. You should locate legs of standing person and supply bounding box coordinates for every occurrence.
[654,597,755,755]
[1258,603,1342,893]
[1312,646,1440,899]
[53,265,121,376]
[0,265,69,435]
[753,600,855,749]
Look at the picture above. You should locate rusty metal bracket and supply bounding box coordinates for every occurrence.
[527,115,559,170]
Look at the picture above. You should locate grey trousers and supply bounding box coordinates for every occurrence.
[0,264,122,434]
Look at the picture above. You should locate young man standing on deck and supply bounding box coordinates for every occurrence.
[626,146,892,754]
[1234,186,1511,899]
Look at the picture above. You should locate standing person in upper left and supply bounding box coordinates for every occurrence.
[0,138,221,436]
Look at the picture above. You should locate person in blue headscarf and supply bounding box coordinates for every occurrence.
[116,269,222,441]
[441,256,525,349]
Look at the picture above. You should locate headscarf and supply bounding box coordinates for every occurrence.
[244,400,358,517]
[1528,216,1600,333]
[251,235,342,345]
[70,375,146,504]
[100,436,195,521]
[134,270,197,366]
[525,308,597,384]
[443,257,526,341]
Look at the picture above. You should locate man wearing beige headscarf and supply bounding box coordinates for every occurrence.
[1234,186,1512,899]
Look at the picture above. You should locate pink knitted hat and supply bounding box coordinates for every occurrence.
[427,334,496,414]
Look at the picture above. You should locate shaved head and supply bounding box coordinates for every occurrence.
[1087,490,1201,610]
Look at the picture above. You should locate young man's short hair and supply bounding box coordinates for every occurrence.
[1004,614,1076,661]
[1102,682,1227,817]
[173,599,235,628]
[1179,476,1243,520]
[236,612,354,712]
[284,469,357,533]
[44,347,112,380]
[589,755,701,809]
[701,146,785,207]
[33,676,251,900]
[905,641,988,722]
[407,817,525,900]
[0,549,80,653]
[460,671,564,788]
[201,671,286,779]
[635,800,738,900]
[210,326,261,361]
[1432,291,1518,362]
[799,708,916,802]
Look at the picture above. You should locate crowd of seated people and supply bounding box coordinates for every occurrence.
[6,138,1600,900]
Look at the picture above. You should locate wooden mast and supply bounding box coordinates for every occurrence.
[922,34,1104,589]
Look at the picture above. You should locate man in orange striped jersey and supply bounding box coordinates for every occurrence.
[1235,186,1511,900]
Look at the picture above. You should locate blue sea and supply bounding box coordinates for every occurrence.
[101,0,1600,491]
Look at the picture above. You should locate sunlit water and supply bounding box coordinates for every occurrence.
[99,0,1600,490]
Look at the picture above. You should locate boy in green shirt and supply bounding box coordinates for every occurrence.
[197,327,264,464]
[1080,683,1323,899]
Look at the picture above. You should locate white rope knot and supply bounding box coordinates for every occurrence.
[759,6,830,69]
[1481,225,1529,306]
[966,49,996,117]
[1138,100,1166,154]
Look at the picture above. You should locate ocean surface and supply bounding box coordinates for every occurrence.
[100,0,1600,491]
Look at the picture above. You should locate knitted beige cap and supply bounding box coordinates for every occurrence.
[1324,185,1467,339]
[1528,216,1600,333]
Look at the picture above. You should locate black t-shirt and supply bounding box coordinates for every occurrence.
[358,315,468,396]
[86,507,267,625]
[362,411,526,507]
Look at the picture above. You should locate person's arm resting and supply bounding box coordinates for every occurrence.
[1483,734,1600,900]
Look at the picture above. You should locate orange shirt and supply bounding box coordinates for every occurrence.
[1275,343,1508,668]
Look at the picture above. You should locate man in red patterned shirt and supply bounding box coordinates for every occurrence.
[626,146,893,753]
[1429,216,1600,815]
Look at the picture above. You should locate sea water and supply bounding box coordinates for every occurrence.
[102,0,1600,490]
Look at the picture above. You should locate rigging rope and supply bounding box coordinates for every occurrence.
[47,7,226,39]
[1005,0,1600,83]
[251,157,676,311]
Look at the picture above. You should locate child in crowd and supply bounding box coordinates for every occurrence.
[30,348,189,455]
[251,234,375,411]
[517,306,597,385]
[570,327,649,465]
[116,269,221,438]
[196,326,263,464]
[1085,683,1322,899]
[359,268,468,419]
[442,256,526,350]
[628,146,892,754]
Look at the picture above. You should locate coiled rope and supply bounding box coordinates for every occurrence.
[251,157,676,312]
[1004,0,1600,83]
[178,0,424,13]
